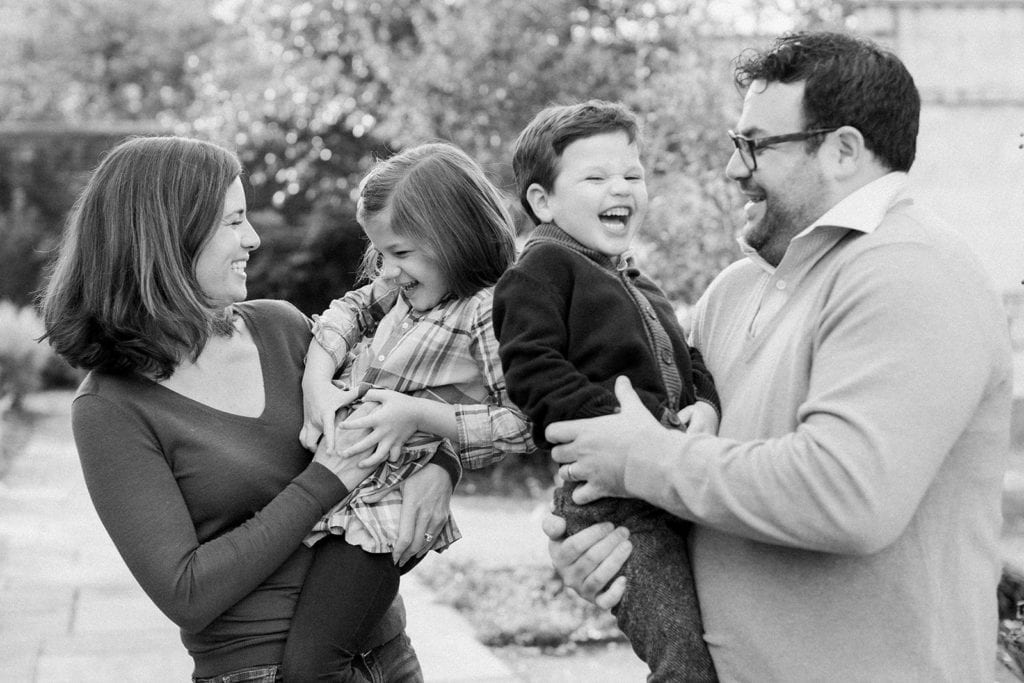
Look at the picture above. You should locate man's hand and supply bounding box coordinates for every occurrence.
[547,376,672,505]
[542,512,631,609]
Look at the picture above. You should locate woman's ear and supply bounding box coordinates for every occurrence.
[525,183,555,224]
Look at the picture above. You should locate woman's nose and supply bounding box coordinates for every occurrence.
[242,219,260,251]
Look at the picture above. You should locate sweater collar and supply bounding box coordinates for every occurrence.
[526,223,636,273]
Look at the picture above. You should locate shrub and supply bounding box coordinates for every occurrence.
[418,556,624,650]
[0,300,52,408]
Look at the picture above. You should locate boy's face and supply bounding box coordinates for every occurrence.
[527,130,647,257]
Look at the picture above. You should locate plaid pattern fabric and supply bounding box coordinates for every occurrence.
[306,283,533,553]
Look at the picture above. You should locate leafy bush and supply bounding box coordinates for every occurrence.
[418,556,624,651]
[0,300,52,408]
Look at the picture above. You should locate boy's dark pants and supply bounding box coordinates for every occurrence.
[555,483,717,682]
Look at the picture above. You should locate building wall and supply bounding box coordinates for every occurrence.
[857,0,1024,297]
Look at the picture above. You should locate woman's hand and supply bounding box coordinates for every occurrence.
[388,462,453,567]
[677,400,720,435]
[339,389,424,467]
[542,512,631,609]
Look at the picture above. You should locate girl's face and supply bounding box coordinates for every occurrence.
[361,206,449,312]
[195,177,259,307]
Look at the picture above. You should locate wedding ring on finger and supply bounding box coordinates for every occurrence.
[565,463,575,482]
[423,532,434,544]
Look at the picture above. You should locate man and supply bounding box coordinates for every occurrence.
[543,31,1012,680]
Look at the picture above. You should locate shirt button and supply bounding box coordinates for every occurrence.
[377,355,386,362]
[646,307,656,319]
[402,322,409,329]
[660,349,674,364]
[775,280,787,290]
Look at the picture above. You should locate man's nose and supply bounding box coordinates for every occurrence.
[725,149,751,181]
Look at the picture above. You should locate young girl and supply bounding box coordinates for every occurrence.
[283,142,534,680]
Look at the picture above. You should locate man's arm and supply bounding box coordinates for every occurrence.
[550,243,1002,554]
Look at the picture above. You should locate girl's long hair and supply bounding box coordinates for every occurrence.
[357,142,516,298]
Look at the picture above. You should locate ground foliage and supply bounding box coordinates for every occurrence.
[419,555,626,650]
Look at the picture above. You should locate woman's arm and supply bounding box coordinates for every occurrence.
[73,394,359,634]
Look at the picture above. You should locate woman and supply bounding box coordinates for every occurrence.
[40,136,454,681]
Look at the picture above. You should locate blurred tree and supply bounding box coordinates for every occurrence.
[1,0,855,313]
[0,0,215,122]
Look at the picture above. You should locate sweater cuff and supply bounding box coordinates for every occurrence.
[297,462,351,513]
[431,446,462,488]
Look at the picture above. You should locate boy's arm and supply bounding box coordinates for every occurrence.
[493,262,620,449]
[688,345,721,418]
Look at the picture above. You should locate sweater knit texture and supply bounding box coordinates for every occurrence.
[629,175,1012,681]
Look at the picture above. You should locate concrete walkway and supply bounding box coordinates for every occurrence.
[0,391,517,682]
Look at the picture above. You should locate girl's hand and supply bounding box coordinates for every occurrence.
[392,462,452,567]
[299,380,363,453]
[677,400,720,435]
[311,404,378,492]
[339,389,423,467]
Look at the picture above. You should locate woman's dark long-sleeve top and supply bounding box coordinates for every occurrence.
[71,300,405,677]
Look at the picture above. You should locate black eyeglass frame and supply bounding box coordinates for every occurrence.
[728,128,839,171]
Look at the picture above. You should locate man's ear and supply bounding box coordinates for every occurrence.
[525,183,554,224]
[830,126,866,180]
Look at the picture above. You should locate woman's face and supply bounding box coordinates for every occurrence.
[195,177,259,307]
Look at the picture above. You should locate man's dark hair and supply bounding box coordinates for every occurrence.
[734,31,920,172]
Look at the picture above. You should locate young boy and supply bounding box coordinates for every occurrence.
[493,100,719,681]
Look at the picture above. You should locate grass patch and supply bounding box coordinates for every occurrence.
[417,555,626,651]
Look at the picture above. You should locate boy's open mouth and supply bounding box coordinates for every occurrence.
[599,207,630,229]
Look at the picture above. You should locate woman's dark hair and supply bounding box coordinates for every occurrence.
[734,31,920,172]
[40,136,243,379]
[357,142,516,299]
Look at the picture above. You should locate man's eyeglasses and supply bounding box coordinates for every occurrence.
[728,128,838,171]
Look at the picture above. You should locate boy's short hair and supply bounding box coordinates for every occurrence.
[512,100,642,225]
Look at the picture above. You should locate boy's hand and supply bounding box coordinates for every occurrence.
[339,388,422,468]
[299,381,362,453]
[677,400,720,435]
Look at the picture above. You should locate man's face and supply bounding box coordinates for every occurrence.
[726,80,832,266]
